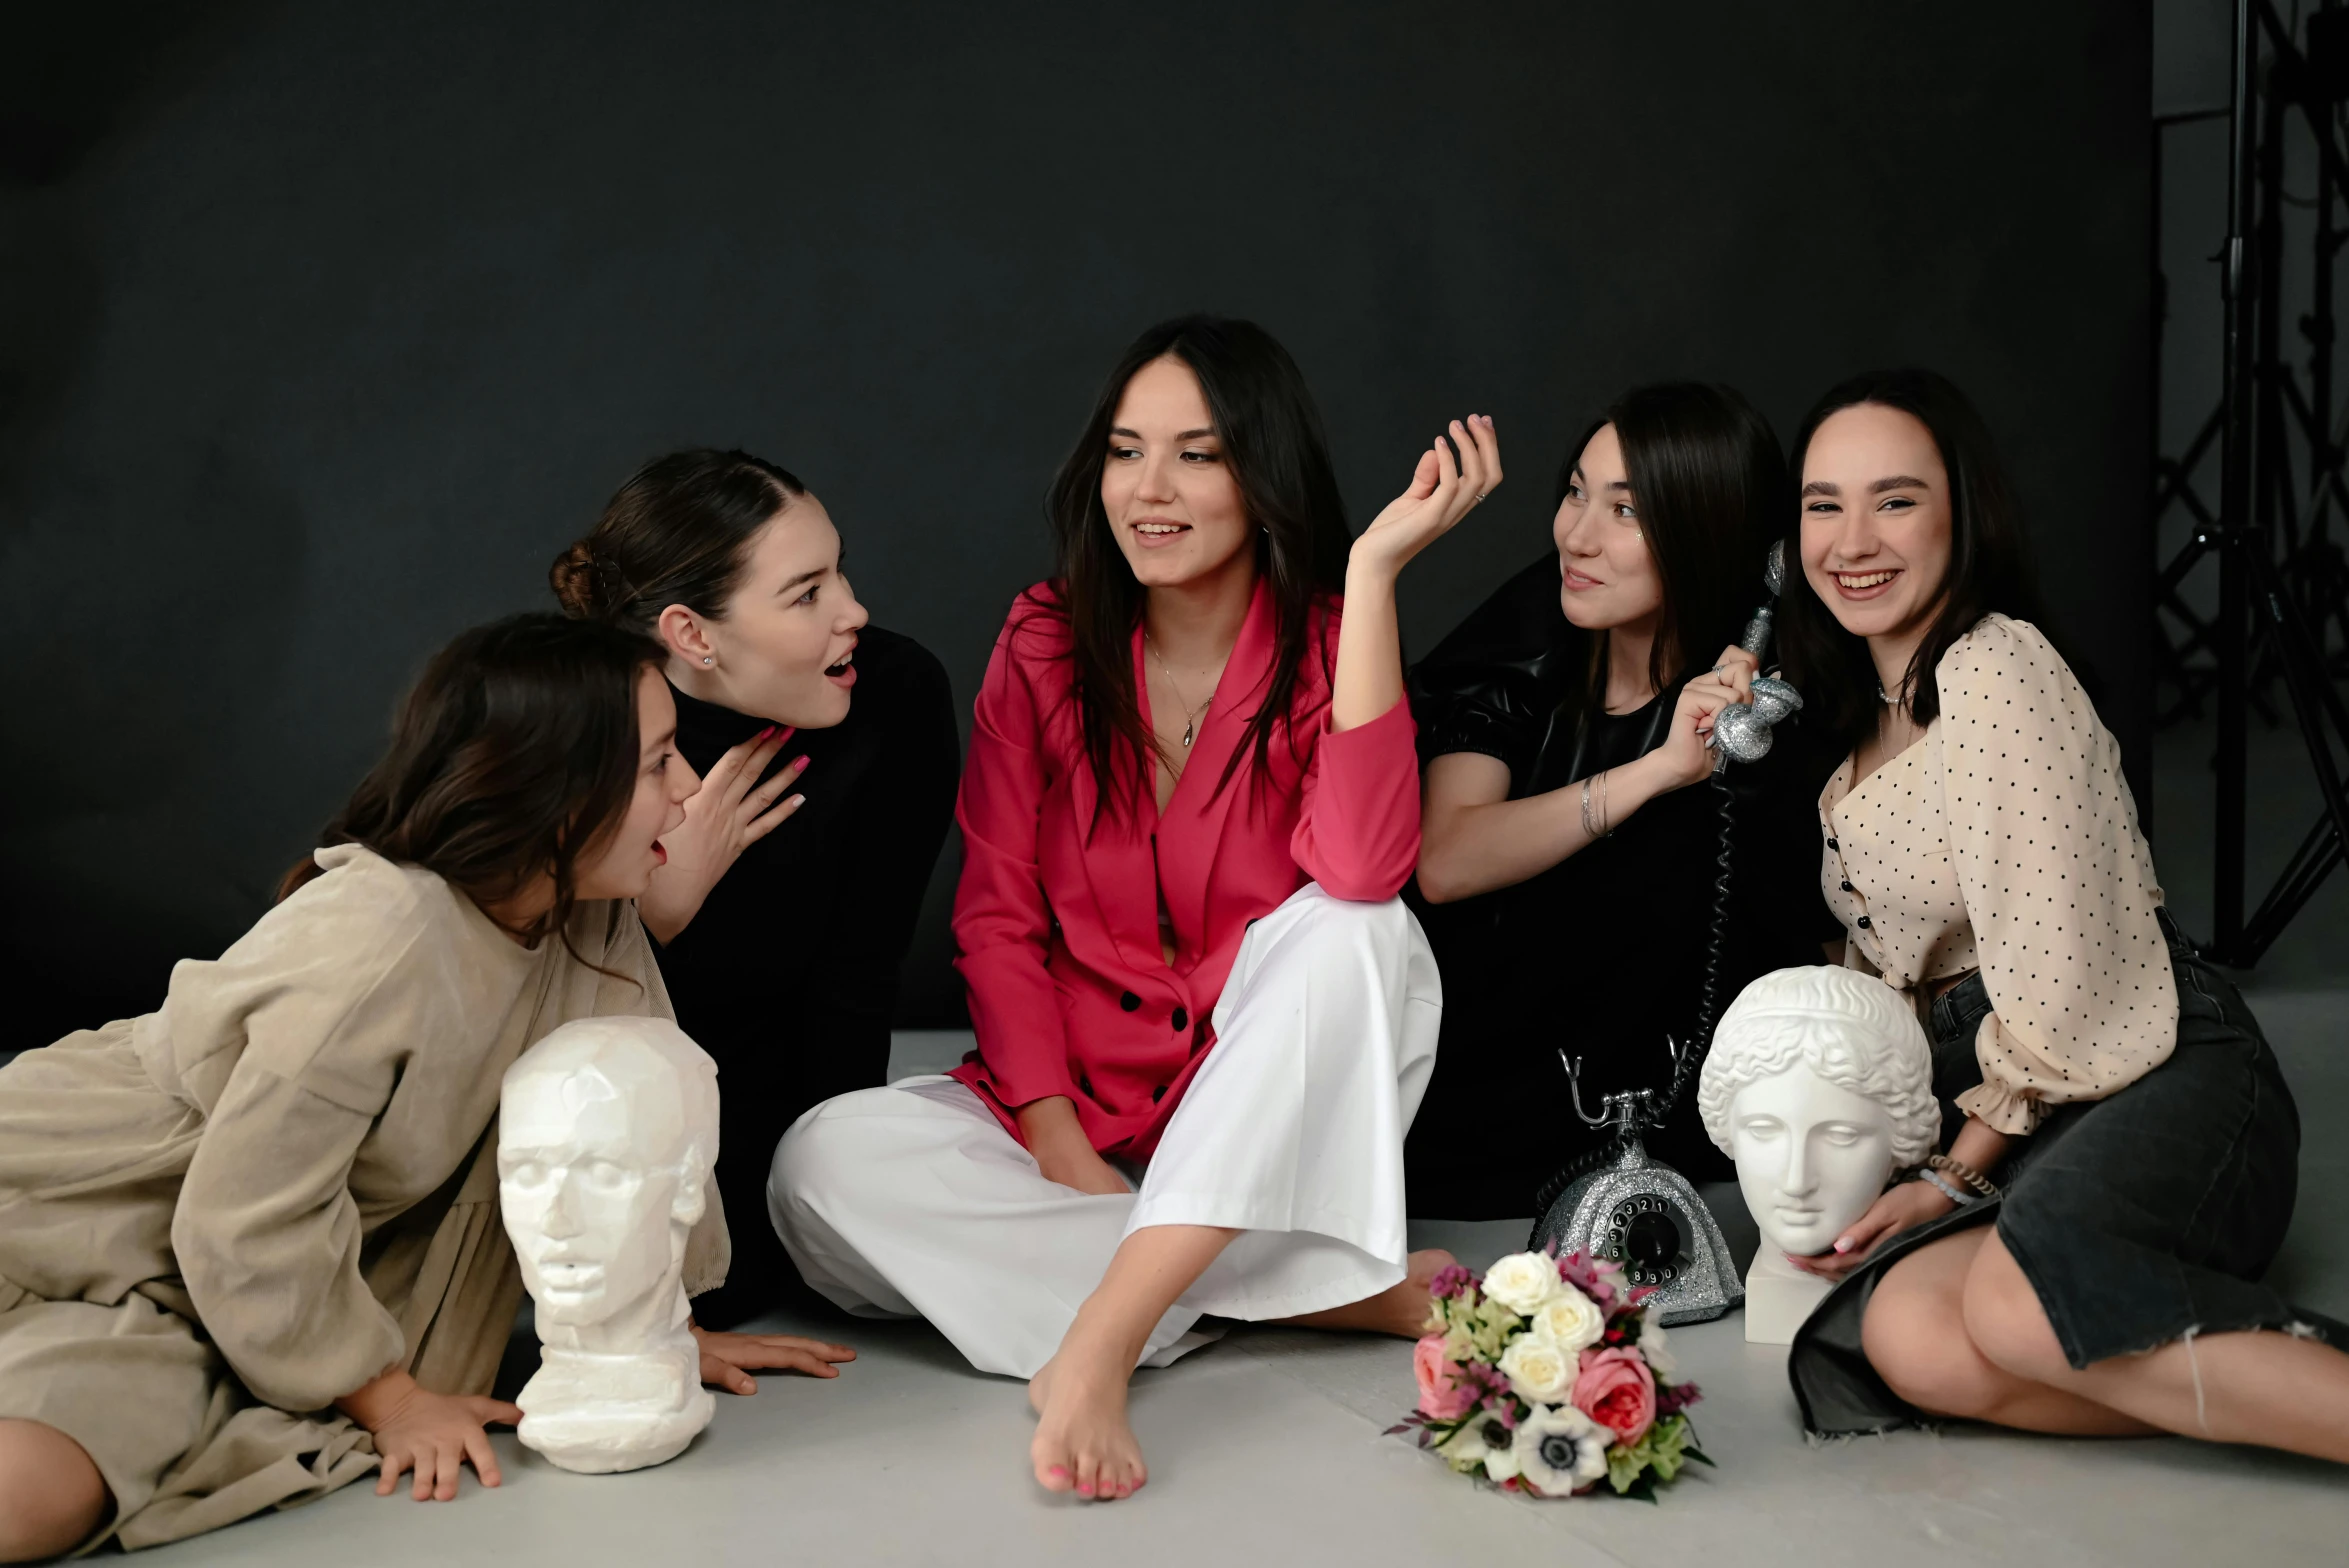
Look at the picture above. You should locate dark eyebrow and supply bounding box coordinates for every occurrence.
[1870,475,1930,494]
[1106,426,1218,441]
[776,567,825,595]
[1800,479,1840,497]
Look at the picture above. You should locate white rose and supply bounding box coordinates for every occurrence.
[1530,1289,1606,1354]
[1497,1334,1576,1405]
[1638,1311,1678,1383]
[1481,1252,1563,1315]
[1512,1402,1610,1497]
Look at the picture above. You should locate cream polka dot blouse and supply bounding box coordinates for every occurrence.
[1819,614,2177,1136]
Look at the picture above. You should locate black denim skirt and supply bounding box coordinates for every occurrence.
[1789,915,2343,1434]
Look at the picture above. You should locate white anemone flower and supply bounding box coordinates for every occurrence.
[1511,1402,1610,1496]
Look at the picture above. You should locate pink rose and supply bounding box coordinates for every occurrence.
[1571,1346,1656,1445]
[1413,1335,1476,1420]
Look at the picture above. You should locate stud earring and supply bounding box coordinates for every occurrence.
[702,656,713,665]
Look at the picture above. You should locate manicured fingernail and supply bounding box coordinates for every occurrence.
[792,755,811,770]
[1833,1238,1853,1253]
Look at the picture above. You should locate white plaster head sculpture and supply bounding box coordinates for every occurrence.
[499,1016,721,1473]
[1697,967,1938,1257]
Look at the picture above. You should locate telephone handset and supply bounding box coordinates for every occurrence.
[1709,541,1804,768]
[1527,544,1804,1323]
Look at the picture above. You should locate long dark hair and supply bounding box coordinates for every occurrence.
[278,614,665,957]
[551,449,808,633]
[1027,315,1352,814]
[1559,382,1786,707]
[1776,368,2041,757]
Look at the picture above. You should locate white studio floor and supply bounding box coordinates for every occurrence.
[137,998,2349,1568]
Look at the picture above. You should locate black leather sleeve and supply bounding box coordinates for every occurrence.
[1407,553,1587,789]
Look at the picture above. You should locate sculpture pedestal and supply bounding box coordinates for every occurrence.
[516,1337,714,1474]
[1741,1248,1834,1345]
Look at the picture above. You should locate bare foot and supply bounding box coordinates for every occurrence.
[1027,1330,1148,1502]
[1275,1248,1458,1337]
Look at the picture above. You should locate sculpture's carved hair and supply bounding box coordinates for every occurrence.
[1696,966,1939,1166]
[505,1018,722,1196]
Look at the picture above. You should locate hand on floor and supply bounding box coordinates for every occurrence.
[689,1323,858,1393]
[338,1369,520,1502]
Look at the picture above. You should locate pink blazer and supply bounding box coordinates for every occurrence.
[947,578,1421,1158]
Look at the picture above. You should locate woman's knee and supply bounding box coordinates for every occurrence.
[1863,1252,2008,1419]
[1959,1233,2071,1385]
[1257,887,1416,974]
[767,1087,935,1228]
[0,1420,108,1563]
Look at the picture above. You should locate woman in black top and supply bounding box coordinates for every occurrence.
[552,451,959,1328]
[1405,384,1838,1218]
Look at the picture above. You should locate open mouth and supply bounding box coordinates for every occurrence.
[1562,567,1605,591]
[1832,568,1901,599]
[1131,518,1191,548]
[824,648,857,687]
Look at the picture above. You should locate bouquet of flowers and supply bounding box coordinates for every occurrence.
[1390,1250,1709,1501]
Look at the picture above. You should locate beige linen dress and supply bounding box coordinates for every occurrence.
[0,845,728,1552]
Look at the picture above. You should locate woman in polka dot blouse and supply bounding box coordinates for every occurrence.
[1770,367,2347,1462]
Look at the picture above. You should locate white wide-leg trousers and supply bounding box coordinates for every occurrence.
[767,884,1441,1379]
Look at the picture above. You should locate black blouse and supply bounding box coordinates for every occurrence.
[1403,555,1840,1218]
[656,625,960,1327]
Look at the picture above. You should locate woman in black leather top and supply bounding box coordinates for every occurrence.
[1405,384,1839,1218]
[552,451,959,1327]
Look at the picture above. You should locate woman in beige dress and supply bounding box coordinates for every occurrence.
[0,614,853,1560]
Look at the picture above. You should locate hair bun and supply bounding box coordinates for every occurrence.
[549,539,606,619]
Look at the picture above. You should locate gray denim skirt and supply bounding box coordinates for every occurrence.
[1789,913,2343,1434]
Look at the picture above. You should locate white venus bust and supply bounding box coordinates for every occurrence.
[1696,967,1939,1343]
[499,1017,721,1473]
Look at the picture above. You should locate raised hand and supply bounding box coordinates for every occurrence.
[690,1323,858,1393]
[1352,415,1502,579]
[1645,663,1750,792]
[640,726,808,944]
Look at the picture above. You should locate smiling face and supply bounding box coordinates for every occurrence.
[1798,403,1954,650]
[1099,354,1257,593]
[498,1064,693,1326]
[572,667,698,902]
[1552,423,1664,635]
[666,497,868,729]
[1728,1068,1898,1256]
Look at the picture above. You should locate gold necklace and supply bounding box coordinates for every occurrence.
[1144,634,1213,749]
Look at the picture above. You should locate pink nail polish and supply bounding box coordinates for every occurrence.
[793,755,811,771]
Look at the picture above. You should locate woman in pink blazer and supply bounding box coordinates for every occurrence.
[772,316,1498,1501]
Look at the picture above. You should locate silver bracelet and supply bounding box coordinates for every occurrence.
[1916,1168,1975,1206]
[1579,769,1613,840]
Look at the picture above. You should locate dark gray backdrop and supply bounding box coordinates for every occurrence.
[0,1,2151,1048]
